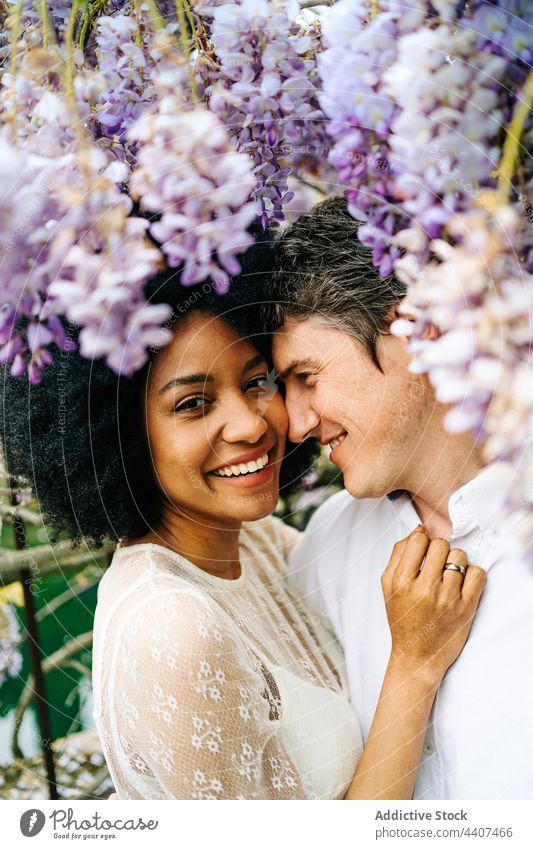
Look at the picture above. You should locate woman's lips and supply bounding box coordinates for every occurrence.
[211,462,274,488]
[210,443,274,472]
[208,448,276,488]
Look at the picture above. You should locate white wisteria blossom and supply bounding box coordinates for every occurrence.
[392,202,533,546]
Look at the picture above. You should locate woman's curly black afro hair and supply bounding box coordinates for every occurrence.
[1,231,319,548]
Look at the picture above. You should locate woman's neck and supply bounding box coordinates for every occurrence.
[124,508,243,580]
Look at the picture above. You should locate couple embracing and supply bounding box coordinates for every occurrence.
[5,197,531,799]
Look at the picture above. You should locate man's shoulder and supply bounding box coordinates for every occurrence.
[287,489,399,603]
[289,490,398,571]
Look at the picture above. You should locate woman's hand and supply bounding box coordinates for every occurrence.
[345,525,487,799]
[381,525,487,686]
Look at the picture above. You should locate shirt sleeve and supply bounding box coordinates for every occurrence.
[284,501,334,600]
[110,587,311,799]
[283,491,355,639]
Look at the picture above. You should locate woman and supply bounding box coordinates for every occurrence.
[1,240,486,800]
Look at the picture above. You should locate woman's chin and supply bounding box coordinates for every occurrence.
[204,465,280,521]
[220,487,279,523]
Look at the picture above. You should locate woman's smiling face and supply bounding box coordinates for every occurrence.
[142,311,287,529]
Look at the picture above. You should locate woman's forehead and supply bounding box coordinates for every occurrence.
[150,312,261,379]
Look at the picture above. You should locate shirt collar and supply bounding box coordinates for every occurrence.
[387,489,419,530]
[447,461,517,537]
[387,462,516,537]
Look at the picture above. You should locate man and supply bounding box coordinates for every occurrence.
[267,196,532,799]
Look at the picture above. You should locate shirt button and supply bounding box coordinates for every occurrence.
[423,741,435,756]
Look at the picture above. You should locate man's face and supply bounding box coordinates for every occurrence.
[272,317,432,500]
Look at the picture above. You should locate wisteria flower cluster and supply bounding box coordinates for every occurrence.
[318,0,532,538]
[318,0,533,275]
[202,0,327,226]
[0,3,262,378]
[393,203,533,530]
[128,71,258,291]
[87,12,157,153]
[317,0,418,275]
[0,0,531,536]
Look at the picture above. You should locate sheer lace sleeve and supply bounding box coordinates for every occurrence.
[243,515,301,565]
[110,586,311,799]
[270,515,301,561]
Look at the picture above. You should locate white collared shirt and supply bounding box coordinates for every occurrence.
[287,463,533,799]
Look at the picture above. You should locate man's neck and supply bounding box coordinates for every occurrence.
[410,493,455,538]
[405,434,485,539]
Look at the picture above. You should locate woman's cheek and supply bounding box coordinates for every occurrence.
[269,393,289,434]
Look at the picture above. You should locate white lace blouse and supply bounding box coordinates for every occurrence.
[91,515,363,799]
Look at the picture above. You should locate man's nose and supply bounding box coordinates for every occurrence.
[285,389,321,443]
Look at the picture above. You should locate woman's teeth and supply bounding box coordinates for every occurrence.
[329,433,347,449]
[212,452,269,477]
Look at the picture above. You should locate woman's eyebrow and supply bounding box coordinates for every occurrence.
[242,353,266,373]
[158,374,214,395]
[159,354,266,395]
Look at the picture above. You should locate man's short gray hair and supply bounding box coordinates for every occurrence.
[266,196,407,371]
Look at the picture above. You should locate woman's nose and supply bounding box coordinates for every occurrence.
[221,395,269,444]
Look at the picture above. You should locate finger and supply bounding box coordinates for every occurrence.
[460,564,487,605]
[389,536,410,567]
[441,548,468,599]
[418,538,451,586]
[392,527,431,586]
[381,537,409,594]
[446,548,468,568]
[381,526,424,593]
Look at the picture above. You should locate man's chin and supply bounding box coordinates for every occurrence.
[342,472,389,502]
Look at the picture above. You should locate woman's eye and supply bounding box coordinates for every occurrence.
[173,396,209,413]
[246,375,270,392]
[296,372,315,385]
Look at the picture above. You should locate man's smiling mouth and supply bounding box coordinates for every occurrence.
[329,432,347,450]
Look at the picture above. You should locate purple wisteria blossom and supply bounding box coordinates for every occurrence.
[203,0,327,227]
[319,0,533,275]
[47,148,173,375]
[318,0,425,275]
[0,139,75,383]
[128,76,257,292]
[0,136,172,381]
[91,14,153,144]
[0,0,531,541]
